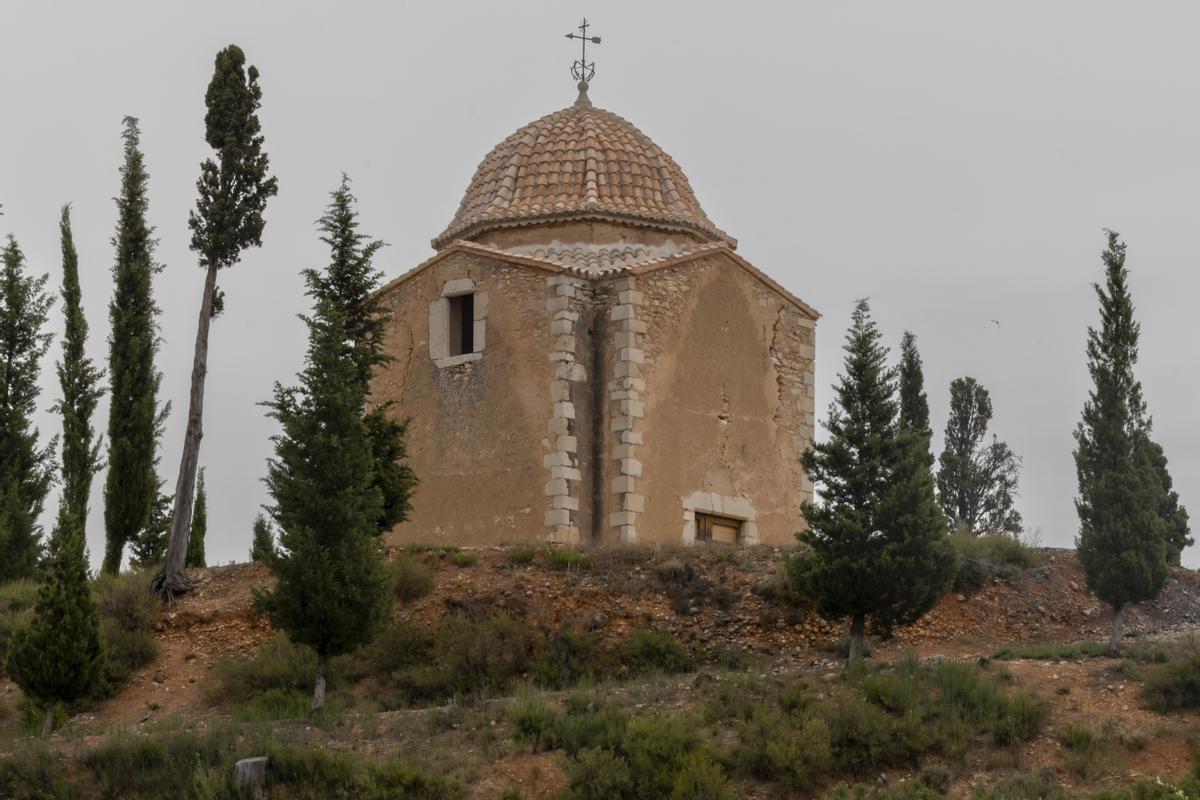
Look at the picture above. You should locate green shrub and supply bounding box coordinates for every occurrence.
[950,534,1037,592]
[267,744,456,799]
[622,629,694,675]
[822,694,927,771]
[668,751,735,800]
[449,551,478,568]
[0,746,73,800]
[993,641,1109,661]
[1141,653,1200,712]
[512,698,559,751]
[533,628,602,688]
[206,634,316,704]
[513,694,629,755]
[370,621,435,675]
[733,704,833,788]
[0,580,39,612]
[546,548,592,571]
[507,547,539,566]
[566,747,633,800]
[232,687,312,722]
[82,731,231,799]
[973,769,1070,800]
[392,555,434,601]
[1059,726,1100,778]
[621,715,705,799]
[988,692,1049,746]
[98,620,157,696]
[392,614,536,703]
[93,571,160,633]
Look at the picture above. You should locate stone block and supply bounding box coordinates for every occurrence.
[548,351,573,362]
[551,318,574,336]
[472,319,486,352]
[613,443,637,460]
[622,494,645,512]
[619,431,643,445]
[614,361,642,379]
[554,309,580,322]
[546,296,570,313]
[610,304,635,321]
[441,278,475,296]
[550,380,571,402]
[544,478,568,496]
[543,451,571,468]
[551,495,580,511]
[618,290,644,305]
[610,415,633,432]
[622,377,646,392]
[554,335,576,353]
[622,318,648,333]
[610,277,636,291]
[619,458,642,477]
[545,509,571,527]
[556,283,577,297]
[613,331,637,349]
[547,417,570,436]
[556,435,578,453]
[621,399,645,417]
[612,476,636,493]
[551,465,581,481]
[553,401,575,420]
[428,298,449,360]
[617,525,638,544]
[609,511,637,527]
[619,348,645,364]
[723,496,756,521]
[473,292,489,320]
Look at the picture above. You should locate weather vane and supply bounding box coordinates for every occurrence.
[565,18,601,84]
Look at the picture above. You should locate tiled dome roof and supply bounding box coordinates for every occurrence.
[432,94,733,250]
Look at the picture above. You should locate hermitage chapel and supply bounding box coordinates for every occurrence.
[371,42,818,548]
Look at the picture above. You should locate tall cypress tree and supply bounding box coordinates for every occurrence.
[104,117,166,574]
[250,513,276,564]
[6,508,104,735]
[257,299,392,710]
[157,44,278,598]
[1075,231,1184,653]
[797,300,953,665]
[0,236,56,581]
[53,206,104,533]
[306,177,416,533]
[186,468,206,568]
[898,331,933,466]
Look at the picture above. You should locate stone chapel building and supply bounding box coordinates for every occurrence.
[372,82,818,548]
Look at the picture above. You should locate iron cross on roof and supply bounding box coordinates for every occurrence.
[565,18,601,83]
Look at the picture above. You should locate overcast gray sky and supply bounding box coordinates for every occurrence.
[3,1,1198,568]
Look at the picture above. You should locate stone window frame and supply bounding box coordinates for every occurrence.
[681,491,759,546]
[429,278,488,368]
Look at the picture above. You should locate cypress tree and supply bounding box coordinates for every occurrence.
[249,513,276,564]
[104,117,166,574]
[306,177,416,533]
[157,44,278,598]
[936,377,1023,536]
[128,491,172,570]
[797,300,954,665]
[53,205,104,533]
[186,469,206,568]
[1075,231,1183,653]
[898,331,934,468]
[6,508,104,736]
[257,299,392,710]
[0,236,56,581]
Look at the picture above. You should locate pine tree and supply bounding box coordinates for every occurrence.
[936,377,1023,536]
[157,45,278,598]
[6,508,104,736]
[898,331,934,467]
[104,117,166,574]
[0,236,57,581]
[306,177,416,533]
[53,205,104,534]
[1075,231,1184,653]
[250,513,276,564]
[257,299,392,709]
[797,300,954,665]
[128,491,172,569]
[186,469,206,568]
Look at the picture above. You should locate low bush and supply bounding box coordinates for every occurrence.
[732,704,833,788]
[392,555,435,601]
[1141,653,1200,712]
[449,551,478,568]
[622,628,695,676]
[391,614,536,703]
[533,628,603,688]
[994,641,1109,661]
[93,570,160,633]
[1059,726,1102,778]
[82,730,232,799]
[0,745,73,800]
[950,534,1037,592]
[563,714,711,800]
[545,548,592,571]
[206,634,316,705]
[507,546,539,566]
[668,751,736,800]
[512,694,629,756]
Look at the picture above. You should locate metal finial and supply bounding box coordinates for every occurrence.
[565,18,601,88]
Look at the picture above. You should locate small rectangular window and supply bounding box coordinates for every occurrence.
[448,293,475,356]
[695,513,742,545]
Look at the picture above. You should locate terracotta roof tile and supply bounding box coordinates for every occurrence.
[432,102,734,250]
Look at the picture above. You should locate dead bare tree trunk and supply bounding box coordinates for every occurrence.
[152,262,218,599]
[848,613,866,666]
[1109,604,1124,656]
[312,653,327,711]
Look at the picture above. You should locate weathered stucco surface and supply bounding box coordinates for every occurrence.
[372,251,554,546]
[372,242,815,548]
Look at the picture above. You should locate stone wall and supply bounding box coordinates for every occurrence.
[373,251,555,546]
[627,253,816,546]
